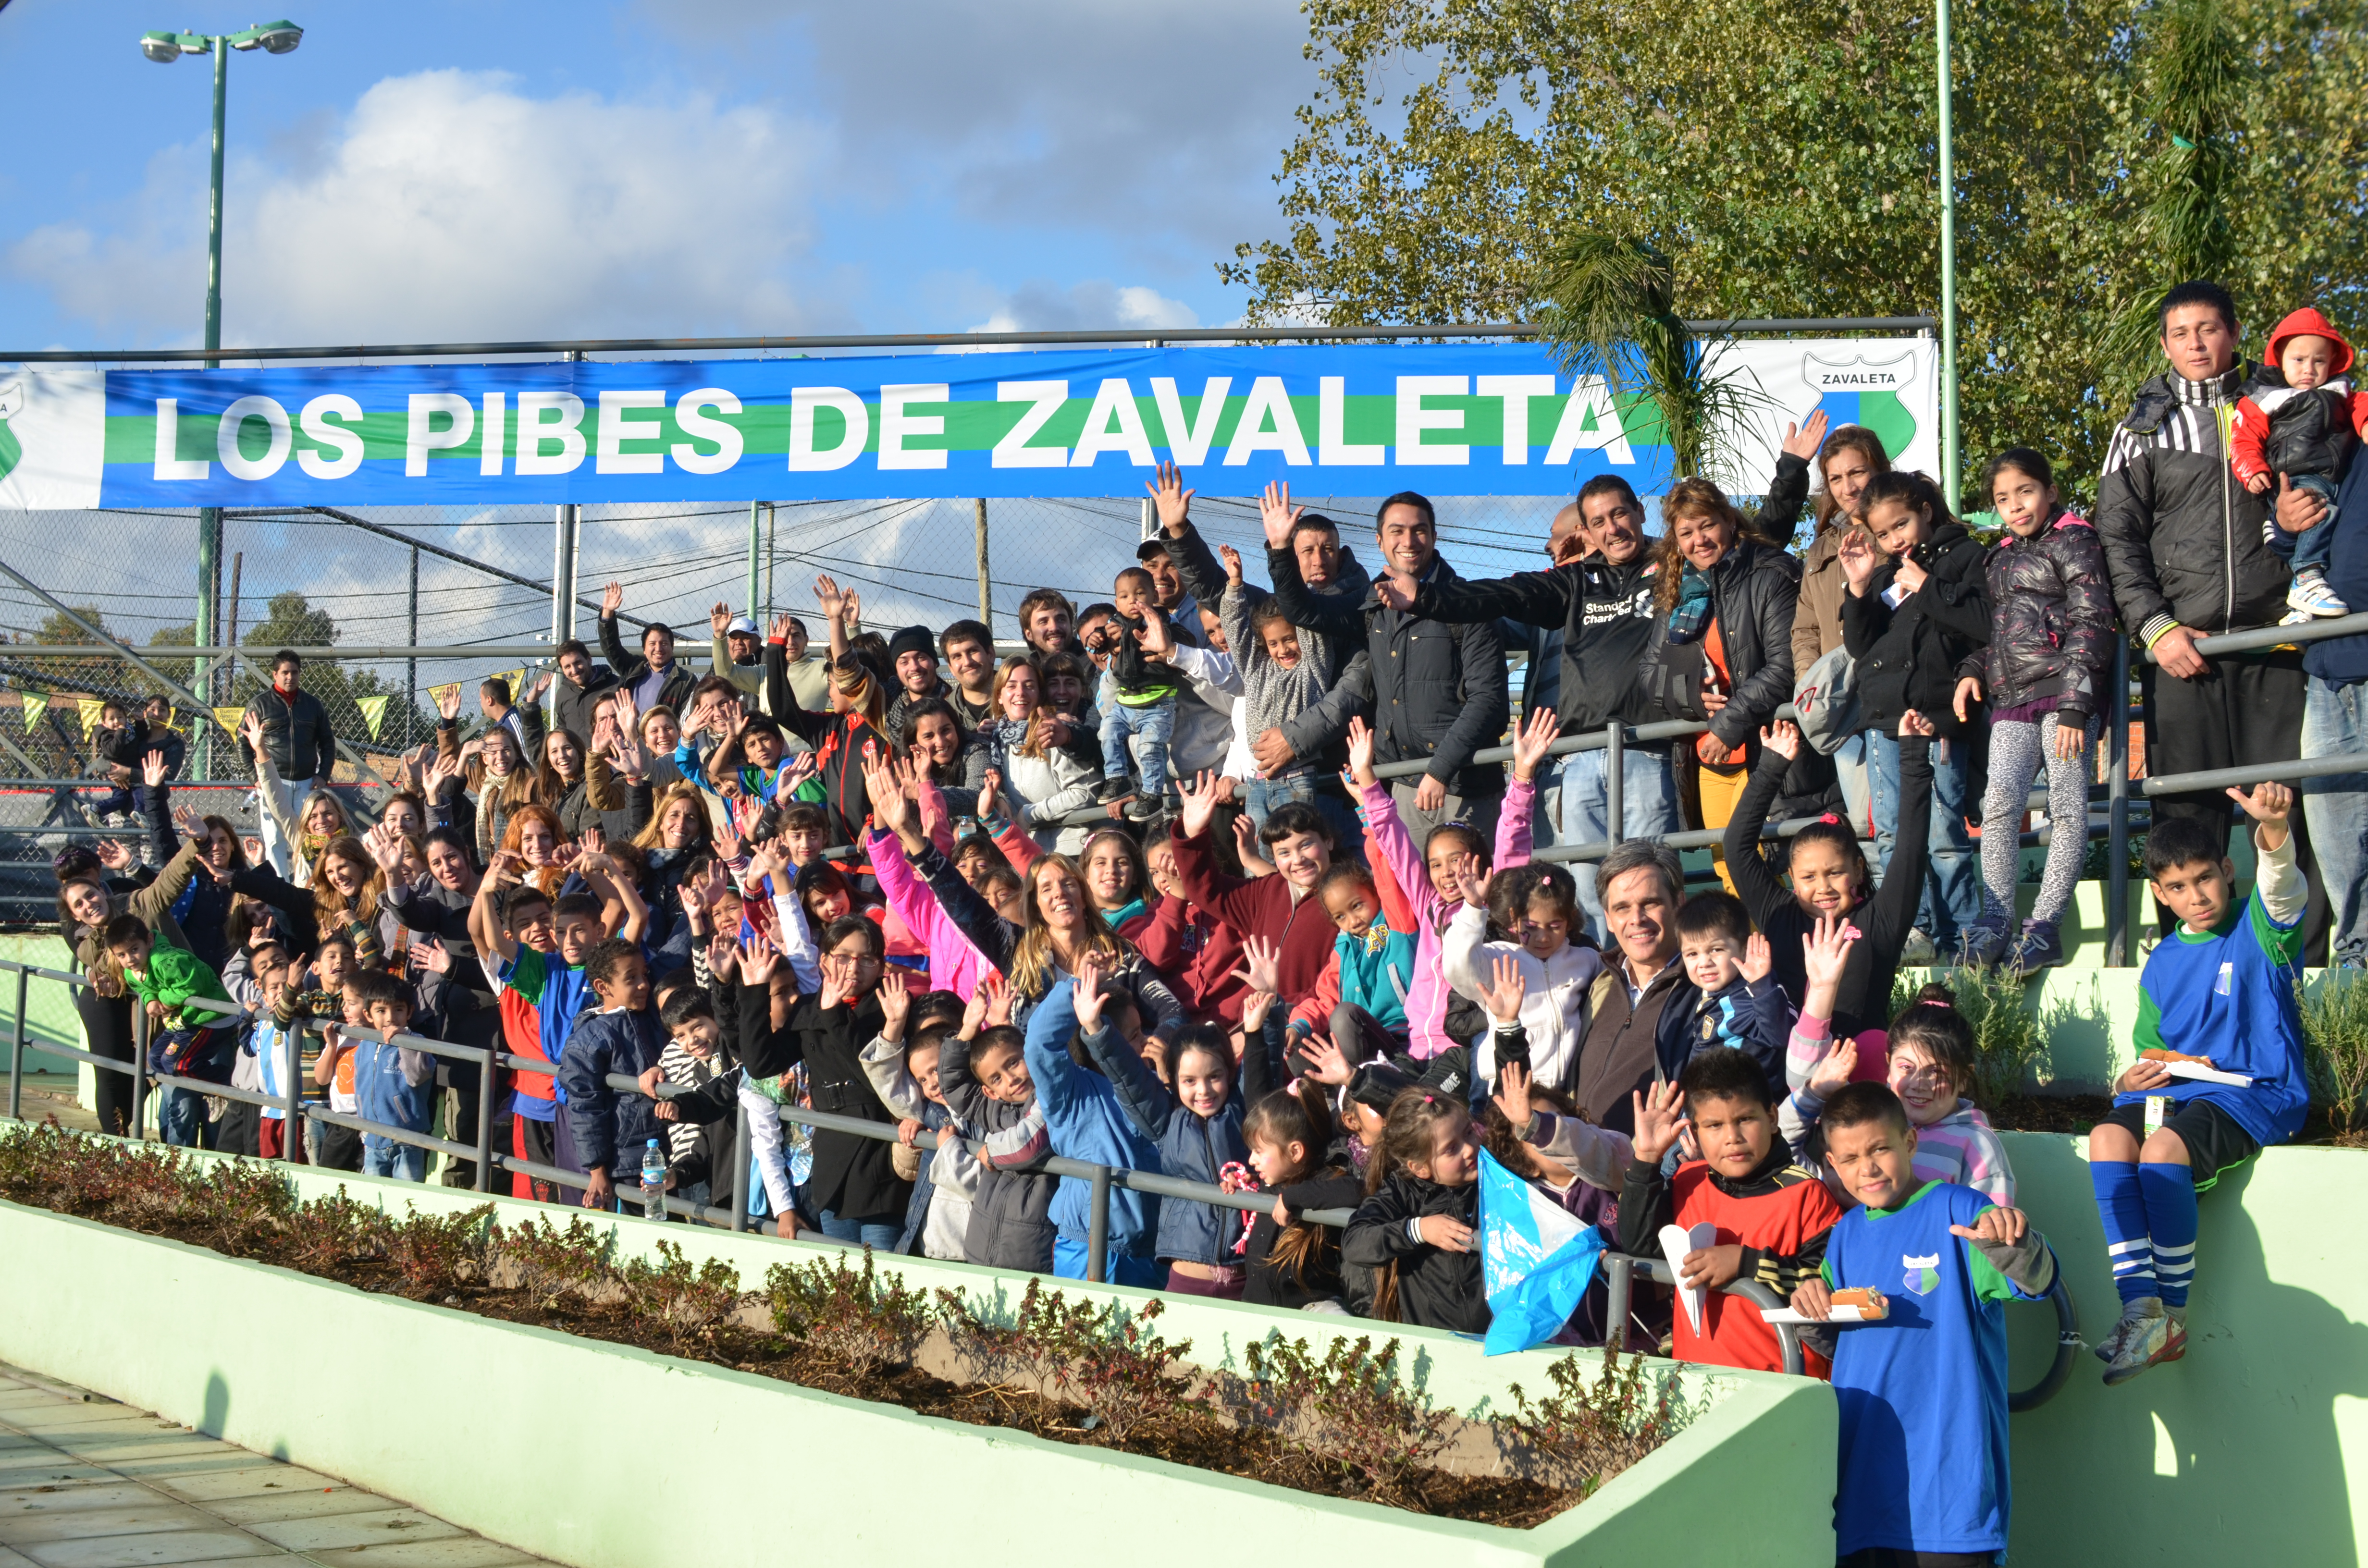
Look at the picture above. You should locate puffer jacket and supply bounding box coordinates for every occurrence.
[1342,1169,1488,1333]
[1269,550,1510,799]
[1084,999,1279,1266]
[1841,519,1991,737]
[244,685,337,784]
[557,1007,666,1176]
[2097,367,2284,643]
[1417,455,1809,744]
[1021,979,1164,1262]
[1966,511,2117,720]
[937,1027,1057,1271]
[763,636,886,849]
[1639,538,1802,752]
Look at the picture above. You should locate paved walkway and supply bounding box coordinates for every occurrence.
[0,1365,562,1568]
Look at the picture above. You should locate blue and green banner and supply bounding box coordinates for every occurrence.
[0,340,1935,509]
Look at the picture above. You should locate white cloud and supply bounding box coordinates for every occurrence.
[11,70,839,346]
[640,0,1311,256]
[964,279,1199,335]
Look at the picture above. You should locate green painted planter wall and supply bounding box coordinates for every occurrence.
[7,1121,2363,1565]
[0,1140,1836,1568]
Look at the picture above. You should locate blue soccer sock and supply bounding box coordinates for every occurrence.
[2091,1159,2154,1305]
[2139,1162,2200,1310]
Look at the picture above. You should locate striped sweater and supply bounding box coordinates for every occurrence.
[1781,1076,2015,1207]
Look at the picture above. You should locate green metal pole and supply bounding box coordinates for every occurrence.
[195,38,229,780]
[1936,0,1960,500]
[747,500,762,619]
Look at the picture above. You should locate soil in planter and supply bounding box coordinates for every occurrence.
[0,1125,1684,1530]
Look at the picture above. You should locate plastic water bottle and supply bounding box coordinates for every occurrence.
[641,1138,667,1221]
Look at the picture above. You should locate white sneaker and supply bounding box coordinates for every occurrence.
[2287,568,2350,618]
[2101,1298,2185,1386]
[1900,928,1938,967]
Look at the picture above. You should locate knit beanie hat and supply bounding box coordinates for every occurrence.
[888,625,936,666]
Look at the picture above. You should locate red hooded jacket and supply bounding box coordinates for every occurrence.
[2231,306,2368,489]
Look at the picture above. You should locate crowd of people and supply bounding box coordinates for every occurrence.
[44,280,2355,1565]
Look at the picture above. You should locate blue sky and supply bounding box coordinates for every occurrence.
[0,0,1319,351]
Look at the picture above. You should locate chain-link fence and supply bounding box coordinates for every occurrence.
[0,489,1613,920]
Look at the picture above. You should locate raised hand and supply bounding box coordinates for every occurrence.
[1301,1033,1354,1086]
[1759,719,1802,762]
[1509,705,1559,784]
[740,931,781,987]
[434,684,462,723]
[1804,1036,1859,1098]
[1801,913,1856,994]
[1230,813,1268,875]
[1450,851,1491,911]
[1492,1059,1534,1129]
[840,589,862,630]
[1343,715,1377,789]
[141,748,168,789]
[711,602,732,637]
[877,969,911,1037]
[707,931,739,981]
[1479,950,1527,1025]
[1229,933,1283,998]
[1779,408,1831,462]
[813,574,846,624]
[1137,609,1173,661]
[408,940,452,977]
[1628,1078,1687,1166]
[1838,528,1880,594]
[1371,576,1417,613]
[1218,543,1245,586]
[961,980,992,1038]
[602,581,625,618]
[239,710,267,759]
[1741,931,1773,984]
[527,668,555,703]
[2228,779,2294,830]
[607,735,648,782]
[1145,461,1196,534]
[980,971,1014,1029]
[863,749,914,837]
[363,822,406,876]
[1175,769,1223,840]
[1071,948,1111,1033]
[1258,480,1304,550]
[769,612,800,644]
[94,838,133,871]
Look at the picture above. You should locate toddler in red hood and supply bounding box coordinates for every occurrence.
[2231,305,2368,619]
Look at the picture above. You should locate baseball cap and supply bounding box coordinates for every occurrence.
[726,616,761,637]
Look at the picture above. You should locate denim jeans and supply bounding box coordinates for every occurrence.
[156,1085,204,1147]
[2303,674,2368,964]
[1098,691,1177,796]
[1052,1236,1165,1287]
[1560,745,1681,941]
[360,1137,427,1182]
[1244,770,1365,855]
[816,1208,904,1251]
[1867,729,1981,943]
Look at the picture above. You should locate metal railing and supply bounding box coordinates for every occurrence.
[1,953,2087,1404]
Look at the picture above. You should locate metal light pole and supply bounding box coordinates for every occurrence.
[1935,0,1960,497]
[140,21,304,777]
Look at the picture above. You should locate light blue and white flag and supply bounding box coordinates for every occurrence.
[1480,1148,1606,1356]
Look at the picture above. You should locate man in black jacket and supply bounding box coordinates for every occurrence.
[2099,280,2328,944]
[244,649,337,877]
[1273,490,1510,840]
[551,638,619,745]
[596,580,696,717]
[1401,431,1818,932]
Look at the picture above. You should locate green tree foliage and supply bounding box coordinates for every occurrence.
[232,592,429,756]
[1223,0,2368,496]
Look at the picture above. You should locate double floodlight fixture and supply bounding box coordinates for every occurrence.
[139,20,300,63]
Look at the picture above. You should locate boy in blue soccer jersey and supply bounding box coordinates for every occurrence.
[2086,779,2308,1385]
[1792,1082,2058,1567]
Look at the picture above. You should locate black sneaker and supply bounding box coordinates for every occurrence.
[1123,796,1163,823]
[1093,777,1134,805]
